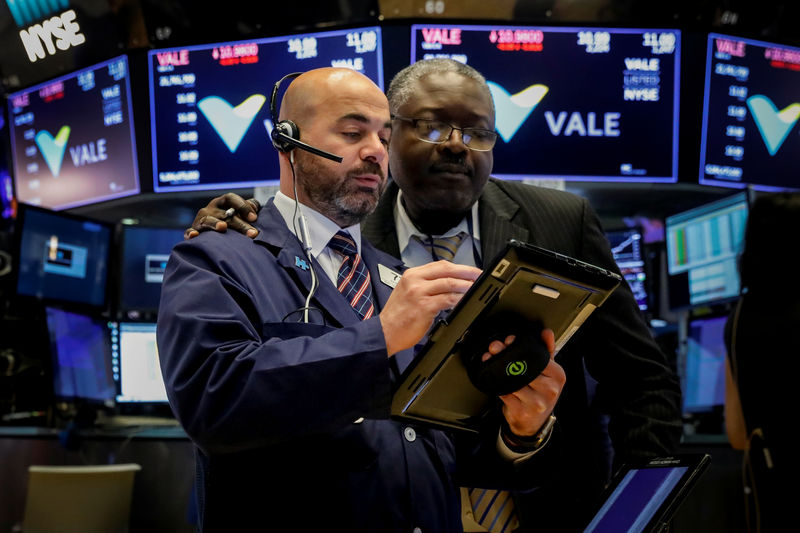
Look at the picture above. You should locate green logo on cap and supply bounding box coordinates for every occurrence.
[506,361,527,377]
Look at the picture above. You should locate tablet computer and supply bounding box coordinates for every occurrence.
[391,239,622,431]
[583,453,711,533]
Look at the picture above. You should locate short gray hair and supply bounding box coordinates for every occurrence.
[386,58,495,116]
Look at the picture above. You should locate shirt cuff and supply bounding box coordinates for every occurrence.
[496,415,556,463]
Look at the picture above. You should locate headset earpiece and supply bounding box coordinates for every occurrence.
[269,71,344,163]
[271,119,300,153]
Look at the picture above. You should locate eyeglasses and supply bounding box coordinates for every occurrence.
[392,116,498,151]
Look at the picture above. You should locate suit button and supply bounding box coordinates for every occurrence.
[404,427,416,442]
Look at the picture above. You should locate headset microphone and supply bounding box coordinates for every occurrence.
[270,72,343,163]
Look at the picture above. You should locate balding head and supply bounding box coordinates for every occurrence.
[279,68,387,132]
[275,67,392,227]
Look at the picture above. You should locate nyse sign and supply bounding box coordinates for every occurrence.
[19,9,86,63]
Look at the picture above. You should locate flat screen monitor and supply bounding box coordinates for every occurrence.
[681,315,727,414]
[148,26,384,193]
[1,169,14,220]
[13,203,113,309]
[6,55,140,210]
[109,321,169,404]
[410,24,680,182]
[700,33,800,191]
[45,306,115,404]
[665,192,748,310]
[605,227,649,312]
[117,225,184,315]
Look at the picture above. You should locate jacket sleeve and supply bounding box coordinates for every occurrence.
[156,236,394,454]
[574,198,683,463]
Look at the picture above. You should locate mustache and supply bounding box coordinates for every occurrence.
[346,161,386,181]
[429,156,473,176]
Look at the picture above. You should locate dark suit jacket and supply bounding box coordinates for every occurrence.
[364,179,683,531]
[158,200,560,532]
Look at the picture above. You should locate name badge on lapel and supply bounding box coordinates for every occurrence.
[378,264,402,289]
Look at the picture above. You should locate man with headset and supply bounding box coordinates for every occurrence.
[190,59,683,531]
[158,67,566,532]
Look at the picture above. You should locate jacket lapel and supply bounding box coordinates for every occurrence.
[254,201,361,328]
[362,181,402,259]
[478,180,531,265]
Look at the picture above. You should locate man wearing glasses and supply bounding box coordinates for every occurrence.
[191,59,681,532]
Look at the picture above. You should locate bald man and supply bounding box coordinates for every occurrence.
[157,68,565,532]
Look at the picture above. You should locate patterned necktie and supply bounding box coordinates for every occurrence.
[468,488,520,533]
[327,231,374,320]
[414,231,468,262]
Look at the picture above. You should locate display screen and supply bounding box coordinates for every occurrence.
[665,192,748,309]
[149,26,384,192]
[1,169,14,219]
[45,306,115,404]
[411,24,680,182]
[6,55,140,209]
[118,225,184,313]
[14,204,112,308]
[605,227,649,311]
[584,464,688,532]
[682,315,727,414]
[700,34,800,191]
[109,321,168,403]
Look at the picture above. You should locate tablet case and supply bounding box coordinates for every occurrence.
[391,239,622,432]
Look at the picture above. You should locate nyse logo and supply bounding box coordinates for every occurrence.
[19,9,86,63]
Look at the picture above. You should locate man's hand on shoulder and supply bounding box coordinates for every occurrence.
[185,192,261,240]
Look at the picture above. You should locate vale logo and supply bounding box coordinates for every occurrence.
[746,94,800,156]
[197,94,266,153]
[34,125,70,177]
[486,81,549,143]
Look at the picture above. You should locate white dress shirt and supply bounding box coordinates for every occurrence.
[273,191,363,286]
[394,190,482,268]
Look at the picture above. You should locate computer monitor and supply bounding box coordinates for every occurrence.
[665,192,748,310]
[700,33,800,191]
[117,225,184,316]
[1,169,14,220]
[13,204,113,310]
[45,306,116,405]
[681,315,728,415]
[148,26,384,193]
[605,227,649,312]
[6,55,140,209]
[410,24,681,182]
[109,321,169,405]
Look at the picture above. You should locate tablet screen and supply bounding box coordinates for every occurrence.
[583,455,709,533]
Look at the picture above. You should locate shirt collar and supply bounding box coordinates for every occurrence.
[273,191,362,258]
[394,188,480,257]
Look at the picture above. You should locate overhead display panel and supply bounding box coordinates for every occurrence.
[7,55,140,210]
[700,33,800,191]
[148,27,384,193]
[411,24,681,182]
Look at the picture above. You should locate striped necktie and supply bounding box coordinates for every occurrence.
[327,231,374,320]
[468,487,519,533]
[414,232,468,262]
[414,228,520,531]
